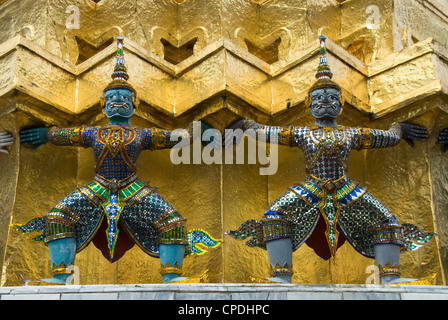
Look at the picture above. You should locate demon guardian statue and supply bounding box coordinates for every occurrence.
[226,36,434,285]
[14,36,221,285]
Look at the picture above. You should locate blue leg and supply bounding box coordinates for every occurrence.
[266,238,293,283]
[39,237,77,284]
[374,243,417,285]
[159,243,187,283]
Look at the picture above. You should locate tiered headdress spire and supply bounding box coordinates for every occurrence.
[103,36,137,97]
[315,35,333,80]
[111,36,129,81]
[305,35,342,107]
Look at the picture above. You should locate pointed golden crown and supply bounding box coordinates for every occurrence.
[305,35,343,107]
[101,36,139,107]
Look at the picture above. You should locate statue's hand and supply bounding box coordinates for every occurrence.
[0,131,14,154]
[398,122,429,147]
[438,128,448,152]
[223,119,245,149]
[200,121,221,150]
[20,127,49,149]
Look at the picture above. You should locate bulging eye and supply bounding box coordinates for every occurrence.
[122,95,128,100]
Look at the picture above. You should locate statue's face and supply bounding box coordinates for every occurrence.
[309,87,342,120]
[103,88,134,120]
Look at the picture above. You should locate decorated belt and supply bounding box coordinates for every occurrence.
[305,175,348,193]
[94,174,138,192]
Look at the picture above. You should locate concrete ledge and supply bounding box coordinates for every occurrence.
[0,283,448,300]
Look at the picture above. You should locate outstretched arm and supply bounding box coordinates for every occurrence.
[142,121,208,151]
[20,126,95,149]
[224,119,296,149]
[142,127,191,151]
[357,122,428,150]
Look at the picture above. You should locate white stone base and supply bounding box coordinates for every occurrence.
[1,283,448,300]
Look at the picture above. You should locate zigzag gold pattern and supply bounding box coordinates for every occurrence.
[1,33,444,128]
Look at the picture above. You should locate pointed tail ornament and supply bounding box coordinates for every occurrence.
[401,223,436,252]
[186,229,223,255]
[11,217,46,243]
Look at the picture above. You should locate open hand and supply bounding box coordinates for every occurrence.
[398,122,429,147]
[200,121,221,150]
[20,127,49,149]
[0,131,14,154]
[438,128,448,152]
[223,119,245,149]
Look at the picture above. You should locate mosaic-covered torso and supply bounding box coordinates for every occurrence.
[295,126,360,182]
[91,126,141,180]
[243,120,402,186]
[47,125,178,186]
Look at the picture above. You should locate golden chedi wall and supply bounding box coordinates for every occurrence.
[0,0,447,286]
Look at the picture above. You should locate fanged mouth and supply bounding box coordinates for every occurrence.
[315,103,338,110]
[109,102,129,109]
